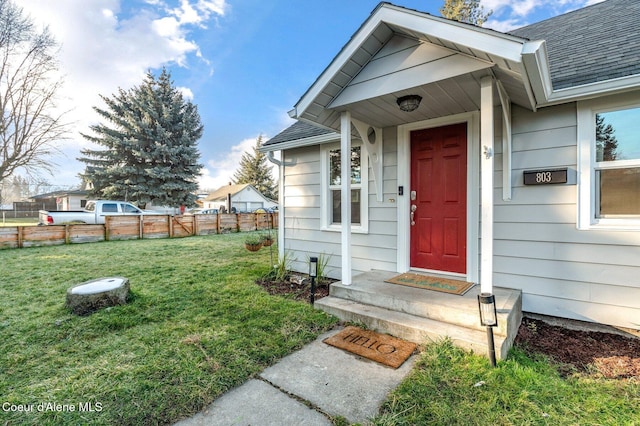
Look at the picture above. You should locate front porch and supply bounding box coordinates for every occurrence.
[315,270,522,360]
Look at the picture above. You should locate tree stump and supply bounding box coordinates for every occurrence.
[66,277,130,315]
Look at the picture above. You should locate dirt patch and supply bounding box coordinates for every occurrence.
[255,274,331,303]
[515,316,640,379]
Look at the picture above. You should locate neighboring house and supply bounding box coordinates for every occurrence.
[261,0,640,334]
[31,189,89,211]
[202,183,277,213]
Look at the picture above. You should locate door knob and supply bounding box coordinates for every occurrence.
[410,204,416,226]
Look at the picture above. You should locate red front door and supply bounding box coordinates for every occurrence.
[410,123,467,274]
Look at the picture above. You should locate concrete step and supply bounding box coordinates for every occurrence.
[328,271,522,338]
[315,296,511,359]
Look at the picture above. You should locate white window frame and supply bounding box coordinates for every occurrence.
[577,93,640,230]
[320,141,369,233]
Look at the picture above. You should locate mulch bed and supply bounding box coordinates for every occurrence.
[256,275,640,380]
[515,316,640,379]
[255,275,331,303]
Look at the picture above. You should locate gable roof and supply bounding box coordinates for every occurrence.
[204,183,276,203]
[264,0,640,149]
[510,0,640,91]
[204,184,251,201]
[289,2,539,130]
[264,121,335,148]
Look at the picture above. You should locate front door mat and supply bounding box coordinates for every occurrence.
[323,326,417,369]
[385,272,475,295]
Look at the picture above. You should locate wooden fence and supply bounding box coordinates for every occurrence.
[0,213,277,249]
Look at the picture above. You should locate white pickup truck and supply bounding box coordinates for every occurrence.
[39,200,147,225]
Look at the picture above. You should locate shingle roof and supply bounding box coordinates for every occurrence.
[264,121,335,147]
[510,0,640,90]
[268,0,640,146]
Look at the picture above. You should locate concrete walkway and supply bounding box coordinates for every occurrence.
[174,328,418,425]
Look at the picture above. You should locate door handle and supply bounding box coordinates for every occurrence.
[410,204,417,226]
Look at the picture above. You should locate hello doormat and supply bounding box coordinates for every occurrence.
[385,272,475,295]
[323,326,417,369]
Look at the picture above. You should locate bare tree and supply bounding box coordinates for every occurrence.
[0,0,70,182]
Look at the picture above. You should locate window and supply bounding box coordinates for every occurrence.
[578,96,640,229]
[102,203,118,213]
[121,203,141,214]
[321,143,368,232]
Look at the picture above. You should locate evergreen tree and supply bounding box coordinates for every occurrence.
[440,0,492,26]
[595,113,619,161]
[78,68,203,207]
[232,135,277,200]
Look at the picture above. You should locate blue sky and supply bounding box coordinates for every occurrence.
[17,0,603,191]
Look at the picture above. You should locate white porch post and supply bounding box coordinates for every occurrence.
[480,76,494,294]
[340,111,352,285]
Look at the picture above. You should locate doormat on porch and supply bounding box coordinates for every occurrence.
[385,272,475,295]
[323,326,417,369]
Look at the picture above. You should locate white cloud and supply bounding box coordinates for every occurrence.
[482,0,606,30]
[15,0,225,153]
[198,136,277,191]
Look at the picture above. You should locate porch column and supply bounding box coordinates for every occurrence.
[340,111,352,285]
[480,76,494,294]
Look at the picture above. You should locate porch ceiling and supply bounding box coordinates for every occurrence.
[291,3,539,132]
[306,68,529,131]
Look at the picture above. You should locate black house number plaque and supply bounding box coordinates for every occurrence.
[523,168,568,185]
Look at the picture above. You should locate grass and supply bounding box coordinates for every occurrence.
[0,233,337,425]
[2,234,638,425]
[372,340,640,426]
[0,217,39,226]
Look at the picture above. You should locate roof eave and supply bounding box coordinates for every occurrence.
[259,131,339,153]
[541,74,640,107]
[291,3,530,121]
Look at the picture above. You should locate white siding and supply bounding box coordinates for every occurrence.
[281,97,640,331]
[493,102,640,330]
[282,132,399,279]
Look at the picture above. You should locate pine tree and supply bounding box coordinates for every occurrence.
[440,0,492,26]
[595,114,619,161]
[78,68,203,207]
[232,135,277,200]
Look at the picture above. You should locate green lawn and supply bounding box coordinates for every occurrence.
[372,338,640,426]
[1,234,638,425]
[0,233,337,425]
[0,217,39,226]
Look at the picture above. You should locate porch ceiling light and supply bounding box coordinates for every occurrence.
[396,95,422,112]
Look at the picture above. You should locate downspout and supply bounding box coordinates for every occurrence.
[265,150,293,259]
[267,150,296,167]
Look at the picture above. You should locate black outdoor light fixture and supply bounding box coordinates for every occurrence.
[396,95,422,112]
[478,293,498,367]
[309,256,318,305]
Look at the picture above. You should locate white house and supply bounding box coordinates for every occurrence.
[202,183,277,213]
[261,0,640,356]
[31,189,89,210]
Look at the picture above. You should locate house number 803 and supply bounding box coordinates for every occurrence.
[523,168,568,185]
[536,171,553,183]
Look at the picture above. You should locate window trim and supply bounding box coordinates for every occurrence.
[577,93,640,230]
[320,141,369,233]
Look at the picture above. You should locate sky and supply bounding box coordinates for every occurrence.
[15,0,604,192]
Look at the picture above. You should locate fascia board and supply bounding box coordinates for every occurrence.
[292,5,387,119]
[259,132,339,153]
[521,40,553,106]
[543,74,640,106]
[380,6,525,63]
